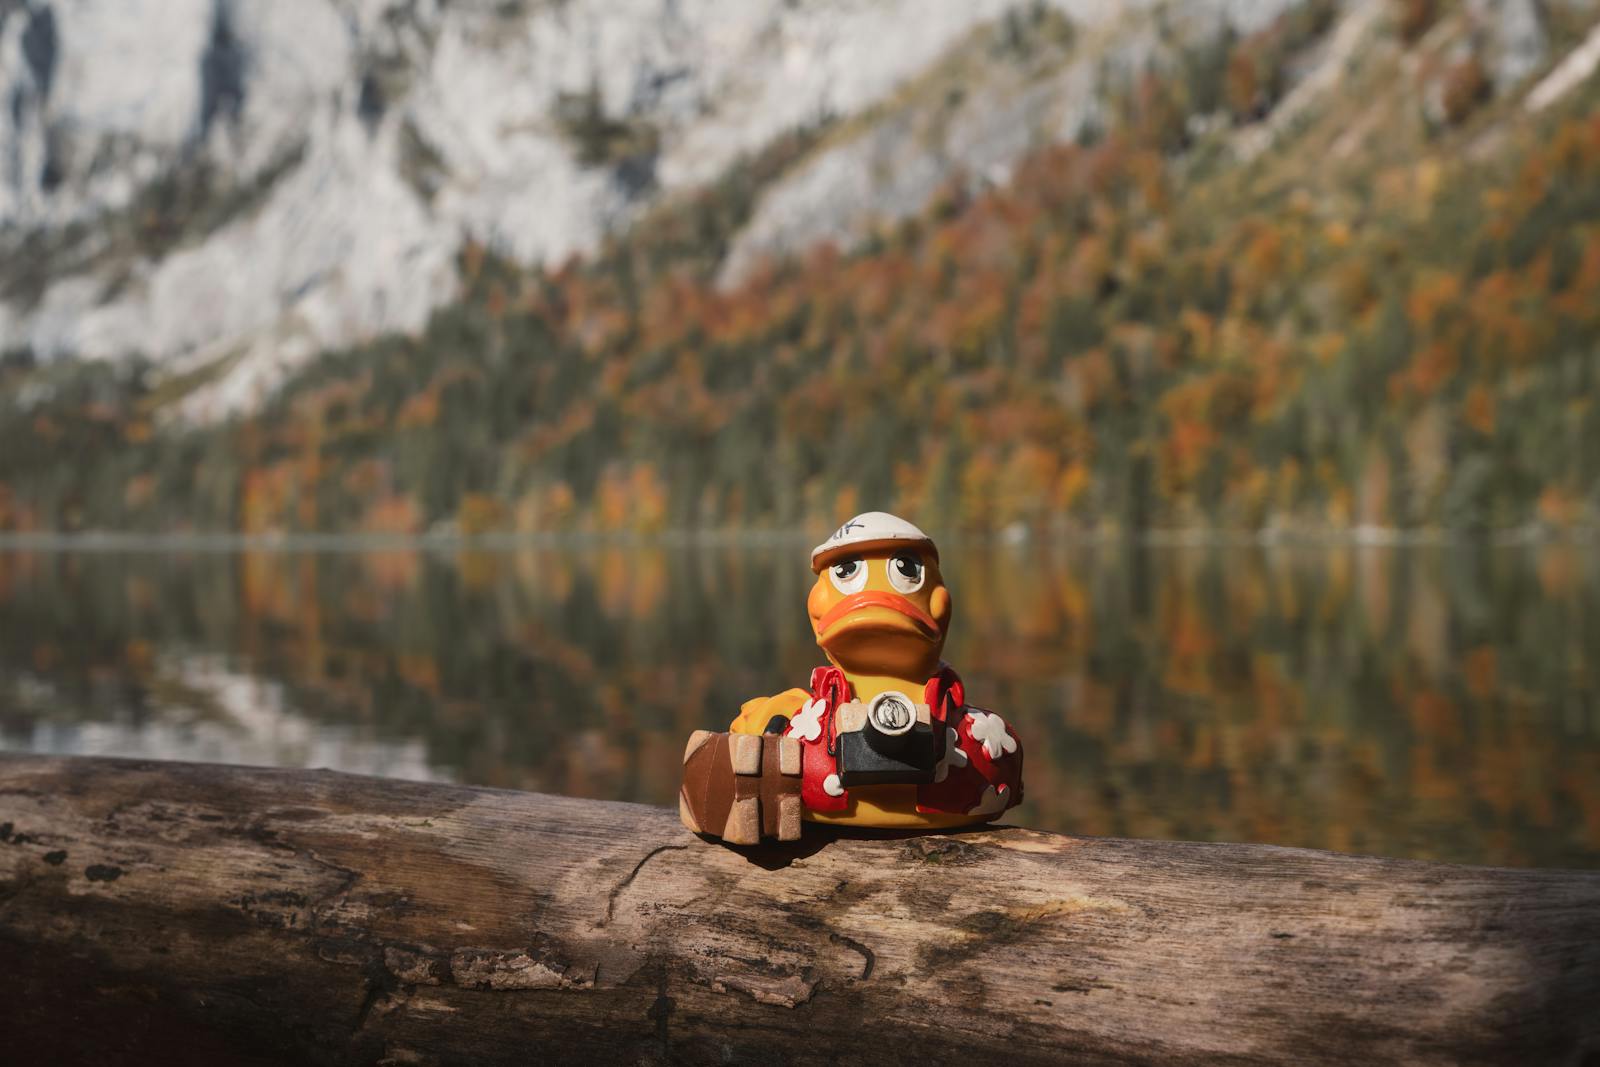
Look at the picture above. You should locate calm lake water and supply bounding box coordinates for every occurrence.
[1,542,1596,869]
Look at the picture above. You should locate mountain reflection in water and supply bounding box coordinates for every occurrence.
[1,542,1596,869]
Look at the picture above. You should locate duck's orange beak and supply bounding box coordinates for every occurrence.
[816,590,940,642]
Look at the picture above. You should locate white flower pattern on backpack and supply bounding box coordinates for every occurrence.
[967,710,1016,760]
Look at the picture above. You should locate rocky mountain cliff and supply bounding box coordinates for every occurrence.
[2,0,1299,419]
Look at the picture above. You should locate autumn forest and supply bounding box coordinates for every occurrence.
[3,3,1600,540]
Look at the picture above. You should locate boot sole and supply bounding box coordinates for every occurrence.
[680,731,803,844]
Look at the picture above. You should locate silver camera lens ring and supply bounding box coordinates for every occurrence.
[868,691,915,736]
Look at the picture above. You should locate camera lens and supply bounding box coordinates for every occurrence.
[869,693,914,737]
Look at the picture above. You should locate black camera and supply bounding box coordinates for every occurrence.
[836,691,937,786]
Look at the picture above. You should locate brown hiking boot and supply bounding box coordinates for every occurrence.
[679,731,803,844]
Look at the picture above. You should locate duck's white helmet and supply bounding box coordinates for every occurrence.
[811,512,938,572]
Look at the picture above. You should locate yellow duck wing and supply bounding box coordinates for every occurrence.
[729,688,811,735]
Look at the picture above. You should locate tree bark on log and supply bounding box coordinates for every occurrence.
[0,754,1596,1066]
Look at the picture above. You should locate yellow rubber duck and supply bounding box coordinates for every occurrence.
[723,512,1023,832]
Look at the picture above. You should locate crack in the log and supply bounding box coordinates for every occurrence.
[780,910,876,983]
[353,950,401,1034]
[287,835,364,934]
[828,931,875,981]
[647,970,674,1058]
[243,816,307,857]
[228,813,366,937]
[603,844,689,925]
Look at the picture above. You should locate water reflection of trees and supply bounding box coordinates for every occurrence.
[0,543,1595,869]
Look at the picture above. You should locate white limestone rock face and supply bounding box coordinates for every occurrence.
[719,0,1310,286]
[0,0,1029,417]
[0,0,1369,416]
[1468,0,1549,92]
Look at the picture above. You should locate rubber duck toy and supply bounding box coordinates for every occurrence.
[680,512,1023,844]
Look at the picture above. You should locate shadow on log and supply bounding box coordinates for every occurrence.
[1,754,1597,1065]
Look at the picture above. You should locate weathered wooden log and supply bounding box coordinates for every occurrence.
[1,754,1596,1066]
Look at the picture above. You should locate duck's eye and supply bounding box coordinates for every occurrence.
[829,557,868,594]
[887,552,925,593]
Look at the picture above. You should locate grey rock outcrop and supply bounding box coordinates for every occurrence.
[2,0,1512,419]
[0,0,1023,417]
[1469,0,1549,91]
